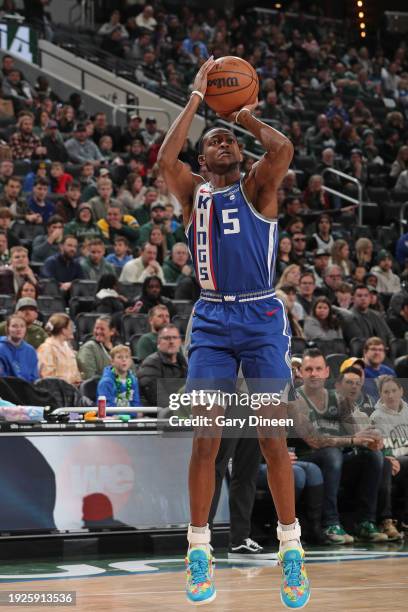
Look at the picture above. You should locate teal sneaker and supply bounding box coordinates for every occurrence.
[324,524,354,544]
[355,521,388,542]
[186,545,216,606]
[278,547,310,609]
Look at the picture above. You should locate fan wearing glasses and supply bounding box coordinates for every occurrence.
[291,231,308,266]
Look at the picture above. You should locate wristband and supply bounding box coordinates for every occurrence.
[191,90,204,101]
[235,107,251,125]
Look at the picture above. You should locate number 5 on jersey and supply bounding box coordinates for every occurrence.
[222,208,240,234]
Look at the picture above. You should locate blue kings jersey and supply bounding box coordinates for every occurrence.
[186,180,279,293]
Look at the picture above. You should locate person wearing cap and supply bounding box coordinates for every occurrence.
[97,202,139,248]
[370,250,401,294]
[0,299,46,349]
[140,116,163,148]
[138,201,175,250]
[41,120,68,163]
[64,203,103,243]
[386,295,408,339]
[339,357,375,416]
[310,250,330,288]
[293,348,387,544]
[65,123,104,165]
[87,177,121,221]
[120,116,143,151]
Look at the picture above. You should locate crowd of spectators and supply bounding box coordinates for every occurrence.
[0,2,407,543]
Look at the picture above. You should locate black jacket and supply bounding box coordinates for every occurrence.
[138,351,187,408]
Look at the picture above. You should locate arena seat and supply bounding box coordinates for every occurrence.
[80,376,100,403]
[37,295,65,314]
[69,296,95,318]
[314,338,348,356]
[71,279,97,298]
[122,314,149,342]
[326,353,349,379]
[38,278,61,297]
[117,282,141,301]
[0,294,14,315]
[394,355,408,378]
[75,313,101,344]
[172,314,190,338]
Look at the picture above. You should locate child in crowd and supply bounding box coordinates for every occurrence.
[105,236,133,269]
[97,345,140,407]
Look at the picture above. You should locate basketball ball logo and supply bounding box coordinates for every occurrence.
[204,56,259,114]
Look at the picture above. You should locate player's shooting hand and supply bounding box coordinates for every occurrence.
[193,56,216,96]
[217,100,259,123]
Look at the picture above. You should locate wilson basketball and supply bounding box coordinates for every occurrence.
[204,56,259,114]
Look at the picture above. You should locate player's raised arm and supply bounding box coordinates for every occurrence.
[220,106,294,218]
[158,56,216,222]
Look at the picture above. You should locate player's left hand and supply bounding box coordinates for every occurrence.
[217,100,259,123]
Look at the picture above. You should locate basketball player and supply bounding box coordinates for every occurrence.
[158,57,310,609]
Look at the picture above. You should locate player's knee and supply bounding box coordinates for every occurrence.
[191,437,220,463]
[258,437,288,464]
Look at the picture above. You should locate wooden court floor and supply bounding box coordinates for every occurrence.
[1,552,408,612]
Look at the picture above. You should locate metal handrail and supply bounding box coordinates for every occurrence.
[322,167,363,225]
[112,104,172,130]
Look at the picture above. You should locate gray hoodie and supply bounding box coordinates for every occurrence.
[371,399,408,457]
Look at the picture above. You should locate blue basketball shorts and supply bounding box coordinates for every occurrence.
[186,293,292,396]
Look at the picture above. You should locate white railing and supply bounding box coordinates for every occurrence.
[321,167,363,225]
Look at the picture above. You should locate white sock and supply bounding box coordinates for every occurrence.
[187,523,211,549]
[277,520,302,551]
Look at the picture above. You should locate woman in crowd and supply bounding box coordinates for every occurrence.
[329,239,353,277]
[276,286,305,335]
[276,263,301,290]
[37,313,81,386]
[149,226,168,265]
[276,234,293,278]
[372,376,408,540]
[57,105,75,133]
[284,216,305,236]
[129,275,175,318]
[307,213,335,253]
[355,237,374,269]
[77,315,117,380]
[390,145,408,181]
[304,296,344,341]
[118,172,147,212]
